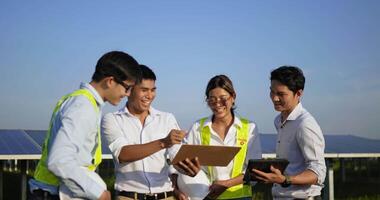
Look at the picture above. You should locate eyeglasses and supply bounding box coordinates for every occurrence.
[206,95,232,104]
[115,79,133,93]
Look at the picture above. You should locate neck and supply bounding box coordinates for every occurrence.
[280,102,299,122]
[127,103,149,125]
[90,81,106,101]
[211,112,234,141]
[280,112,290,123]
[213,112,234,127]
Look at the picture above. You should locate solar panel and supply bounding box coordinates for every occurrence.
[260,133,380,154]
[1,130,380,159]
[259,134,277,154]
[23,130,111,154]
[101,135,112,154]
[0,130,41,155]
[324,134,380,153]
[24,130,46,147]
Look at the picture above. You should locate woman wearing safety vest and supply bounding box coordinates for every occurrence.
[184,75,262,200]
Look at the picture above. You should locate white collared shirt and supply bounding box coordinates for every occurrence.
[102,106,180,193]
[186,115,262,181]
[272,103,326,199]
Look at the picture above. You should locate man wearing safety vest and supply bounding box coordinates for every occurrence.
[185,75,262,200]
[252,66,326,200]
[28,51,142,200]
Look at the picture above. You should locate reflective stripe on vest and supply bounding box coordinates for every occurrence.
[199,117,252,199]
[34,89,102,186]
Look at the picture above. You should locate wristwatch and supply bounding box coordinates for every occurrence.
[281,175,292,187]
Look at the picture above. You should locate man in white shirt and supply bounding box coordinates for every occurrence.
[102,65,200,200]
[28,51,142,200]
[253,66,326,200]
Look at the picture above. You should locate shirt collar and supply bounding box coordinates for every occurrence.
[202,114,243,129]
[117,104,160,117]
[286,102,303,121]
[275,102,303,127]
[80,82,105,107]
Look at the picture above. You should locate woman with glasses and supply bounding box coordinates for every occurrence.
[184,75,262,200]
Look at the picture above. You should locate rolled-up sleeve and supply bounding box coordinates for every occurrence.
[243,124,262,171]
[47,97,106,199]
[166,113,182,174]
[296,120,326,185]
[102,113,129,164]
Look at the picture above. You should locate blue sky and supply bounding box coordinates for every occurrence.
[1,1,379,139]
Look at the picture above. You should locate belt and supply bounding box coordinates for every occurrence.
[31,189,59,200]
[119,191,174,200]
[294,196,322,200]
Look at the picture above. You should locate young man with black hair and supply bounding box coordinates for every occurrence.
[253,66,326,200]
[102,65,200,200]
[28,51,141,200]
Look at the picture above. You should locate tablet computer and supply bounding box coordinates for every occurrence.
[171,144,241,166]
[243,158,289,182]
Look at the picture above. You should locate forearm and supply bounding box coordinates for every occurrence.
[48,150,105,199]
[118,139,165,163]
[220,174,244,188]
[288,169,318,185]
[169,174,179,188]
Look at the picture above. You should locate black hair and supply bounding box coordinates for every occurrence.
[270,66,305,93]
[139,64,156,81]
[205,74,236,112]
[91,51,141,83]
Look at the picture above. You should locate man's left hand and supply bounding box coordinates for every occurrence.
[174,157,201,177]
[206,180,228,199]
[252,165,285,184]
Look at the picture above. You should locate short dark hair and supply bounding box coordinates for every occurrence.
[270,66,305,93]
[139,64,156,81]
[92,51,141,83]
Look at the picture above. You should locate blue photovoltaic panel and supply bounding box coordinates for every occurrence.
[0,129,41,155]
[324,134,380,153]
[1,130,380,157]
[25,129,112,154]
[24,130,47,147]
[101,135,112,154]
[260,133,380,154]
[259,134,277,154]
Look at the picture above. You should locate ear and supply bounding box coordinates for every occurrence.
[232,93,236,103]
[295,89,303,99]
[101,76,115,89]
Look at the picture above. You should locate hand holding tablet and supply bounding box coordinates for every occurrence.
[244,159,289,183]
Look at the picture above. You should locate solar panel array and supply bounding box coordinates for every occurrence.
[0,129,111,159]
[0,130,41,155]
[260,134,380,154]
[1,129,380,159]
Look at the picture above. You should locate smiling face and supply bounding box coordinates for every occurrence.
[104,77,135,106]
[270,80,302,117]
[207,87,235,120]
[127,79,156,115]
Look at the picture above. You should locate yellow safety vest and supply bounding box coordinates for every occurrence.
[199,117,252,199]
[34,89,102,186]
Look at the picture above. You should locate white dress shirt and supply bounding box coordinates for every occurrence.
[272,103,326,199]
[102,106,180,193]
[186,115,262,181]
[44,82,106,200]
